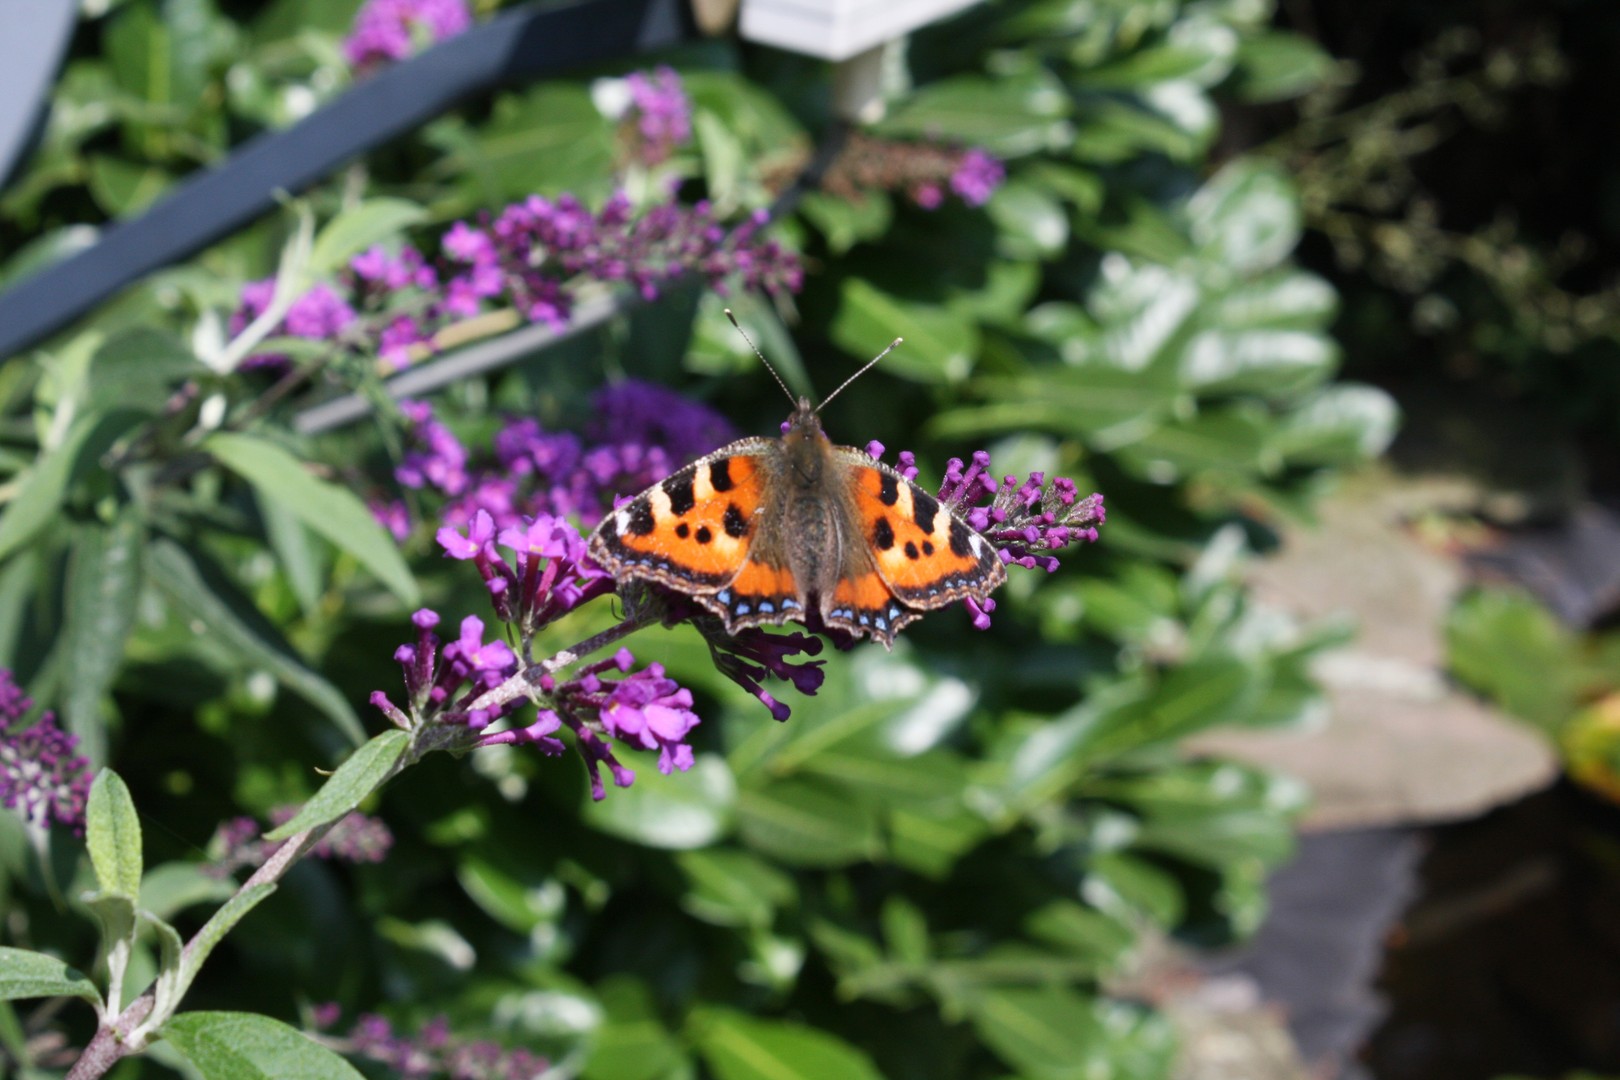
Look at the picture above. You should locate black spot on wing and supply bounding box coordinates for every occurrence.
[723,503,749,539]
[904,541,919,560]
[663,473,695,515]
[709,457,734,492]
[873,517,895,550]
[879,472,899,507]
[695,526,713,544]
[913,491,939,534]
[949,519,973,557]
[627,500,656,536]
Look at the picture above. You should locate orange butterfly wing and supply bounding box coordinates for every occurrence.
[841,454,1006,608]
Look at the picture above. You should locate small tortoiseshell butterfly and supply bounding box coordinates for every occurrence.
[589,322,1006,648]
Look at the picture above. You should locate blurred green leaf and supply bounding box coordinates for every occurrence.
[797,191,893,256]
[146,538,365,744]
[85,328,207,416]
[877,70,1073,157]
[0,948,100,1005]
[1226,31,1334,102]
[675,848,794,928]
[987,180,1069,259]
[1078,19,1238,89]
[1447,588,1582,730]
[696,1009,884,1080]
[1112,406,1272,481]
[462,84,616,202]
[1268,383,1399,465]
[306,199,428,279]
[61,512,144,765]
[584,976,685,1080]
[87,157,172,216]
[171,884,277,1015]
[1187,160,1302,276]
[1179,327,1337,397]
[164,1011,365,1079]
[139,864,237,921]
[206,432,418,607]
[737,778,881,867]
[965,987,1174,1080]
[0,409,145,563]
[263,729,408,841]
[583,754,736,850]
[830,278,980,383]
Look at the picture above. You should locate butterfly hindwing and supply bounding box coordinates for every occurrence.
[591,443,769,591]
[841,454,1006,608]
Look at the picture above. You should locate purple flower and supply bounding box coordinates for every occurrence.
[0,670,91,834]
[284,283,357,339]
[624,66,692,165]
[209,810,394,878]
[949,148,1005,207]
[311,1007,548,1080]
[371,606,522,733]
[700,625,825,721]
[344,0,471,69]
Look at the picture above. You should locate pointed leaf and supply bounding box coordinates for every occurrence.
[307,199,428,279]
[736,778,881,867]
[146,539,364,744]
[172,884,277,1013]
[830,278,980,384]
[163,1011,366,1080]
[87,770,142,899]
[0,948,101,1005]
[206,433,418,606]
[696,1009,884,1080]
[0,409,145,563]
[262,730,408,841]
[61,513,144,765]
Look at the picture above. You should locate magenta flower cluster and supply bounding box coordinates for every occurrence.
[343,0,472,69]
[382,382,736,541]
[624,66,692,165]
[231,194,801,374]
[311,1006,547,1080]
[0,669,91,834]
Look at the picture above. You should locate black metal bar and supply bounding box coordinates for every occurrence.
[0,0,693,360]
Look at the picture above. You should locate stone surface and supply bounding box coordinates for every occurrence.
[1189,466,1559,830]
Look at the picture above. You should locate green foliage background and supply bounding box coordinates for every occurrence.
[0,0,1395,1076]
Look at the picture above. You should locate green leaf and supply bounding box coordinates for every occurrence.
[1269,383,1398,465]
[1179,327,1338,397]
[87,770,143,899]
[696,1009,885,1080]
[1112,406,1272,482]
[146,538,365,744]
[582,754,736,850]
[171,884,277,1015]
[143,910,185,1023]
[262,730,408,841]
[877,71,1072,157]
[830,278,980,384]
[1210,269,1337,330]
[0,948,101,1005]
[932,365,1177,449]
[797,191,893,256]
[139,863,237,921]
[257,493,323,615]
[1187,159,1302,275]
[206,433,418,606]
[1078,19,1238,89]
[965,988,1175,1080]
[306,199,427,279]
[88,156,173,216]
[85,329,207,416]
[736,778,881,867]
[1083,851,1185,927]
[584,976,685,1080]
[61,513,144,765]
[463,83,616,202]
[986,180,1069,259]
[1227,31,1334,102]
[0,409,145,563]
[163,1011,366,1080]
[889,803,990,879]
[675,848,795,929]
[1447,588,1581,730]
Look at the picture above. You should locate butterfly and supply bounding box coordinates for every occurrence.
[588,326,1006,648]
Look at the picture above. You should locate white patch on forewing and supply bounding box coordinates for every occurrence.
[969,532,985,556]
[614,508,631,535]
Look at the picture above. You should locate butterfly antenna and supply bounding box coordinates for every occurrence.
[816,337,903,414]
[725,308,797,408]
